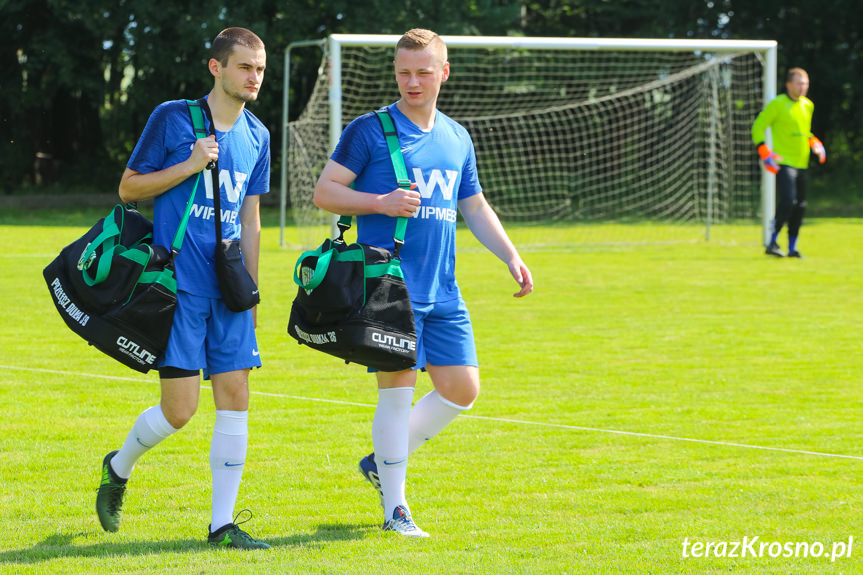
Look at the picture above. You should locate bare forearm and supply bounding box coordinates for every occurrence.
[240,197,261,284]
[240,225,261,284]
[463,199,518,263]
[313,178,381,216]
[313,159,420,218]
[118,162,199,203]
[461,193,534,297]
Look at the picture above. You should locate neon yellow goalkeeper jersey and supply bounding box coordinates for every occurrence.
[751,94,815,170]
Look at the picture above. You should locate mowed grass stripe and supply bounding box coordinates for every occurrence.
[4,363,862,460]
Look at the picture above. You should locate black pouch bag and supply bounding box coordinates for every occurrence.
[214,240,260,312]
[189,99,260,312]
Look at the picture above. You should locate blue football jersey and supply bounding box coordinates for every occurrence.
[331,103,481,303]
[127,97,270,298]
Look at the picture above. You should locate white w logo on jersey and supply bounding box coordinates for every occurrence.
[412,168,458,200]
[204,169,248,203]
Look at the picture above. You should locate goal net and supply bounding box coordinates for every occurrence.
[282,35,776,249]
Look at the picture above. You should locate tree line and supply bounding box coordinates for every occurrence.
[3,0,861,196]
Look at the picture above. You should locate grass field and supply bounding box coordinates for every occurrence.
[1,210,862,574]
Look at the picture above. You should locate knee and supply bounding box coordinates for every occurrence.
[211,371,251,411]
[462,380,480,406]
[438,377,480,409]
[216,383,250,411]
[161,401,197,429]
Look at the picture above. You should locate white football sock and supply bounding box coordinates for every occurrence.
[372,387,414,519]
[210,410,249,532]
[408,390,472,455]
[111,405,178,479]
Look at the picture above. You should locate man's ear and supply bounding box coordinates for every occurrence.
[208,58,221,79]
[441,61,450,83]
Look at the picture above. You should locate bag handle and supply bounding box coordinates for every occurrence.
[292,243,364,290]
[335,108,410,258]
[292,245,334,290]
[121,244,177,302]
[79,205,124,286]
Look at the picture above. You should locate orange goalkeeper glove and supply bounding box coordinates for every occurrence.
[809,136,826,164]
[757,143,782,174]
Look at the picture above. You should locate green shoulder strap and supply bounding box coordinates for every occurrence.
[375,108,410,250]
[336,108,410,257]
[169,99,211,254]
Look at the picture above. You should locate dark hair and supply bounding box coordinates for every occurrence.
[211,27,265,65]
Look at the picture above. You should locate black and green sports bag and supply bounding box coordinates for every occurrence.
[43,183,198,373]
[288,214,417,372]
[287,109,417,371]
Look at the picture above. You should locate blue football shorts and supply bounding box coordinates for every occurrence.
[159,290,261,378]
[411,296,478,370]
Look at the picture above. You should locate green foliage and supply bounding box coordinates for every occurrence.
[0,0,522,192]
[2,0,861,199]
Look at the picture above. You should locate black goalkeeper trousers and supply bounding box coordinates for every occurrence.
[774,165,808,238]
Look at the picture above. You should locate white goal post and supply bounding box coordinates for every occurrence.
[280,34,777,248]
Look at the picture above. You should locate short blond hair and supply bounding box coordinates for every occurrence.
[396,28,447,66]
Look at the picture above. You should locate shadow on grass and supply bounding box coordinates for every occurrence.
[0,523,372,564]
